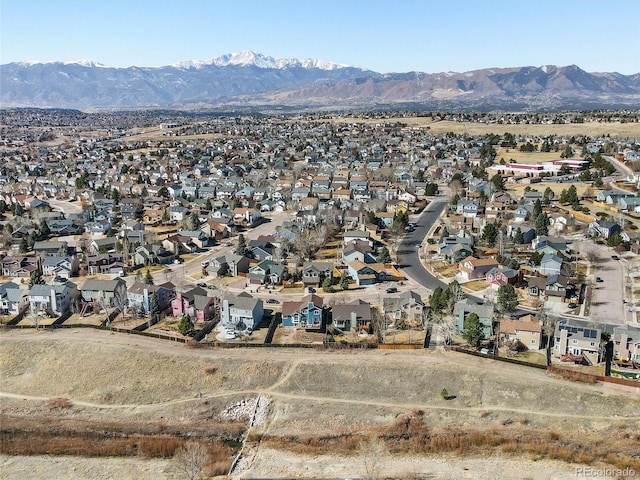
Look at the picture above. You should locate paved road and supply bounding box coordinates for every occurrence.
[396,199,485,305]
[396,199,449,293]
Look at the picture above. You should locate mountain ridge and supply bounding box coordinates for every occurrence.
[2,52,639,111]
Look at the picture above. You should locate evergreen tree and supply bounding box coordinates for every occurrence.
[535,213,549,236]
[177,315,192,335]
[135,269,143,284]
[482,223,499,247]
[236,234,247,256]
[149,292,160,325]
[593,177,603,188]
[543,187,554,205]
[322,277,333,292]
[462,313,484,348]
[19,237,29,254]
[490,173,505,191]
[497,284,519,313]
[340,271,350,290]
[144,269,154,285]
[514,227,524,244]
[39,219,51,238]
[532,199,543,220]
[376,247,391,264]
[28,270,44,288]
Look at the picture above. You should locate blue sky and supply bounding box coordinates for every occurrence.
[2,0,639,74]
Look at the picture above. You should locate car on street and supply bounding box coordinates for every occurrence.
[386,287,398,293]
[568,303,578,309]
[611,255,620,260]
[596,276,603,282]
[266,298,280,304]
[197,282,207,288]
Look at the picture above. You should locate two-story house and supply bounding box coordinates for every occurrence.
[220,294,264,331]
[28,281,80,317]
[281,294,327,330]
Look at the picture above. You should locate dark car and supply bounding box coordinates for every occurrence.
[197,282,207,288]
[568,303,578,309]
[266,299,280,304]
[611,255,620,260]
[386,287,398,294]
[596,276,603,282]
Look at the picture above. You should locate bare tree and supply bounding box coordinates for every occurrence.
[173,441,208,480]
[358,435,387,480]
[28,306,40,329]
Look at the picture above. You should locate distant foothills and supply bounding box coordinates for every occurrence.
[1,51,639,112]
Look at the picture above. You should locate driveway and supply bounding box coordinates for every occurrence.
[573,240,626,325]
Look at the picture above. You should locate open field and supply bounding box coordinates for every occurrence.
[332,117,640,138]
[1,329,639,479]
[494,148,562,164]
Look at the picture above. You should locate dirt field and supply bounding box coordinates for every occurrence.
[1,329,639,479]
[333,117,640,138]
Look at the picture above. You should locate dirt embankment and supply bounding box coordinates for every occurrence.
[1,329,639,479]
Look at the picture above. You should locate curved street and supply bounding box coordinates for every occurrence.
[397,198,484,304]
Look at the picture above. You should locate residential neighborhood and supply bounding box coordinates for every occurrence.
[0,109,639,381]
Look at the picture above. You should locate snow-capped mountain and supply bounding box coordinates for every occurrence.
[172,50,354,71]
[1,52,639,111]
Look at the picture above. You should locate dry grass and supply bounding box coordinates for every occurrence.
[507,181,600,199]
[431,261,456,277]
[462,279,488,292]
[257,409,640,472]
[494,148,560,164]
[0,414,242,472]
[47,397,72,410]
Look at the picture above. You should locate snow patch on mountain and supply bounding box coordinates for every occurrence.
[172,50,358,71]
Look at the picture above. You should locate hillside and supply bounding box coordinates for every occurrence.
[1,329,639,478]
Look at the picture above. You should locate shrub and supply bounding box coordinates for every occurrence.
[203,365,217,375]
[440,388,449,400]
[48,397,72,410]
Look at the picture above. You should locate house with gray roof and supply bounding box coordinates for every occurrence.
[220,294,264,330]
[80,278,127,308]
[28,281,79,317]
[332,299,372,333]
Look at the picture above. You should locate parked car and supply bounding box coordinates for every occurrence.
[308,287,316,293]
[386,287,398,294]
[611,255,620,260]
[596,276,603,282]
[568,303,578,309]
[266,298,280,304]
[197,282,207,288]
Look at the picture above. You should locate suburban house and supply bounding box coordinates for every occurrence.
[498,314,542,350]
[485,266,522,288]
[458,256,499,281]
[220,293,264,331]
[553,318,602,365]
[248,259,286,285]
[28,281,80,317]
[80,278,128,309]
[612,325,640,363]
[41,256,79,279]
[343,240,377,265]
[302,261,335,287]
[382,291,428,327]
[347,260,387,286]
[126,282,175,314]
[588,219,622,239]
[453,299,494,339]
[34,240,72,258]
[537,253,564,276]
[331,299,373,333]
[87,253,125,275]
[0,281,27,316]
[171,286,217,322]
[281,293,327,330]
[1,256,40,278]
